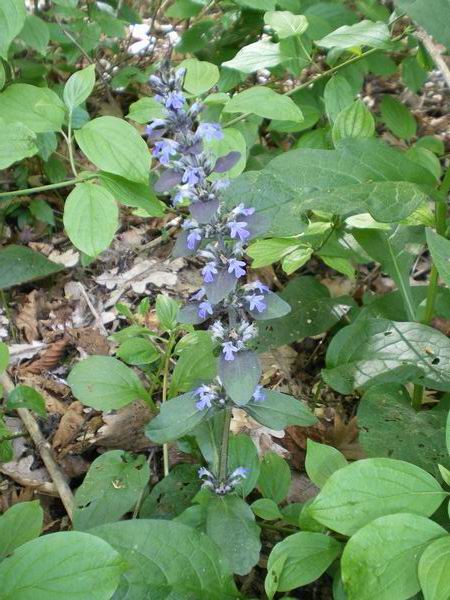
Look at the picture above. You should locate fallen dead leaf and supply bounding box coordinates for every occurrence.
[20,337,68,374]
[94,400,153,451]
[52,401,84,451]
[15,290,39,342]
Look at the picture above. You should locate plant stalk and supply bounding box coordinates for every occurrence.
[0,173,97,200]
[218,408,232,482]
[161,334,176,477]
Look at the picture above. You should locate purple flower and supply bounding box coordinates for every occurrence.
[152,139,177,165]
[198,301,213,319]
[197,122,223,142]
[233,203,255,218]
[210,320,225,339]
[165,91,185,111]
[187,230,201,250]
[145,119,166,136]
[222,341,239,361]
[228,258,246,279]
[246,294,266,313]
[191,288,206,302]
[202,261,218,283]
[182,166,203,186]
[230,467,248,481]
[228,221,250,242]
[252,385,266,403]
[194,384,217,410]
[252,281,270,293]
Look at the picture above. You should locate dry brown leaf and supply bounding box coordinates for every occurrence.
[16,290,39,342]
[52,401,84,451]
[94,400,153,451]
[67,327,110,355]
[20,337,68,374]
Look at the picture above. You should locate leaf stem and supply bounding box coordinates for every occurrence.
[218,408,232,482]
[0,173,97,200]
[161,333,176,477]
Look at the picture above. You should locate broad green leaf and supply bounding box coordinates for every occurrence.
[0,120,38,169]
[380,95,417,140]
[245,389,317,429]
[219,350,261,406]
[281,245,312,273]
[181,58,219,95]
[0,62,5,90]
[156,294,180,331]
[324,75,354,122]
[0,245,63,290]
[280,34,312,74]
[0,501,43,559]
[222,39,282,74]
[126,97,165,124]
[228,434,260,496]
[7,385,46,416]
[402,56,428,93]
[75,116,151,183]
[73,450,150,531]
[29,198,55,226]
[266,532,342,596]
[63,183,118,256]
[323,319,450,394]
[166,0,205,18]
[0,531,124,599]
[224,86,303,122]
[418,536,450,600]
[0,84,66,133]
[251,498,282,520]
[316,19,390,49]
[116,337,160,366]
[18,15,49,54]
[258,452,291,503]
[332,100,375,144]
[264,11,308,38]
[256,277,354,350]
[234,0,276,9]
[248,238,303,268]
[145,392,211,444]
[169,335,216,396]
[91,519,237,599]
[140,464,200,519]
[0,0,26,59]
[0,416,13,462]
[341,514,446,600]
[99,171,164,216]
[63,64,95,111]
[0,342,8,373]
[206,495,261,576]
[395,0,450,47]
[415,136,444,156]
[305,440,348,488]
[426,228,450,288]
[358,385,450,478]
[309,458,446,536]
[68,355,148,410]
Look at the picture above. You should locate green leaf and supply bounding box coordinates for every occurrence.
[341,514,446,600]
[29,198,55,226]
[224,86,303,122]
[63,183,118,256]
[248,238,303,268]
[234,0,276,8]
[266,532,342,595]
[63,64,95,111]
[380,95,417,140]
[126,97,165,124]
[305,440,348,488]
[206,495,261,576]
[323,318,450,394]
[206,127,247,179]
[0,120,38,169]
[228,433,260,496]
[0,84,66,133]
[73,450,150,531]
[18,15,49,55]
[264,11,308,38]
[251,498,283,520]
[7,385,46,416]
[68,355,148,410]
[258,452,291,503]
[0,245,64,290]
[418,536,450,600]
[245,388,317,429]
[332,100,374,144]
[145,392,210,444]
[181,58,219,95]
[282,245,313,274]
[156,294,180,331]
[407,146,441,180]
[0,531,124,600]
[0,416,13,462]
[116,337,160,366]
[0,501,43,559]
[169,335,216,396]
[99,171,164,216]
[256,277,354,350]
[75,116,151,184]
[426,228,450,288]
[0,342,9,373]
[394,0,450,47]
[309,458,446,536]
[0,0,26,60]
[324,75,354,122]
[0,62,5,91]
[402,55,428,93]
[222,39,282,73]
[140,464,200,519]
[316,19,390,49]
[358,384,450,478]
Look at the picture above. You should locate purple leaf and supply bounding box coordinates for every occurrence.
[154,169,182,193]
[177,303,206,325]
[213,151,241,173]
[250,292,291,321]
[246,212,271,239]
[172,231,196,258]
[219,351,262,406]
[205,269,237,304]
[189,199,220,224]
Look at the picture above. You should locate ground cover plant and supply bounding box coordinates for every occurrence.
[0,0,450,598]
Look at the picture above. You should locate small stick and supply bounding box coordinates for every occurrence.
[416,29,450,90]
[77,283,108,336]
[0,373,75,521]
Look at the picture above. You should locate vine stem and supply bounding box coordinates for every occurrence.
[412,166,450,410]
[218,408,232,482]
[161,333,176,477]
[0,173,97,200]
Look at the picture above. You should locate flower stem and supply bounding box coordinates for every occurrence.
[161,333,176,477]
[218,408,232,482]
[0,173,97,200]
